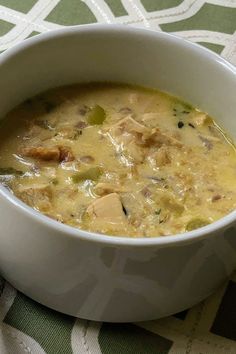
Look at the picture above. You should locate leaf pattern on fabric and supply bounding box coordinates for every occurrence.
[0,0,235,63]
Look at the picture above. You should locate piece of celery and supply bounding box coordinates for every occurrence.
[87,105,106,125]
[72,167,102,183]
[186,218,209,231]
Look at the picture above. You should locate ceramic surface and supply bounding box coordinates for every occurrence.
[0,25,236,322]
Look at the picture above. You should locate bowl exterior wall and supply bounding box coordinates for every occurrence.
[0,193,236,322]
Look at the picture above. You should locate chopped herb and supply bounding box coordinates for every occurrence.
[87,105,106,125]
[188,123,195,128]
[173,101,192,117]
[155,208,161,215]
[178,121,184,128]
[51,178,59,185]
[0,167,23,176]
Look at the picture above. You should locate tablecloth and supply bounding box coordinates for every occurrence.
[0,1,236,353]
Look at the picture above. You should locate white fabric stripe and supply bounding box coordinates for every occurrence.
[122,0,151,28]
[121,0,196,25]
[71,320,91,354]
[0,0,61,48]
[83,0,115,23]
[207,0,236,7]
[27,0,61,18]
[1,323,46,354]
[170,30,232,45]
[0,0,234,51]
[120,0,234,25]
[27,0,61,25]
[222,31,236,64]
[85,322,102,354]
[71,319,102,354]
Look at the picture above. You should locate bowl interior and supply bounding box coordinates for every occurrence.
[0,25,236,138]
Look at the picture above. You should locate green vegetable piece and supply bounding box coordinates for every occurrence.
[87,105,106,125]
[72,167,102,183]
[186,218,209,231]
[0,167,23,176]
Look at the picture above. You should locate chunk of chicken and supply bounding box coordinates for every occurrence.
[161,195,184,215]
[86,193,126,222]
[21,146,74,162]
[27,124,54,141]
[141,112,162,128]
[58,146,74,162]
[153,146,171,166]
[21,146,60,161]
[148,128,183,148]
[106,116,182,164]
[55,126,82,140]
[16,184,52,212]
[94,183,126,196]
[109,116,149,137]
[192,113,211,126]
[106,116,149,163]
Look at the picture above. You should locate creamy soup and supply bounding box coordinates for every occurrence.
[0,83,235,237]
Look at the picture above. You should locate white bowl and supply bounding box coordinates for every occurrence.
[0,24,236,322]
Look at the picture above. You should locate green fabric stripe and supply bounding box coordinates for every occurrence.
[0,0,37,13]
[46,0,97,25]
[198,42,224,54]
[98,323,173,354]
[161,4,236,34]
[4,293,75,354]
[0,19,14,36]
[27,31,41,38]
[141,0,183,12]
[104,0,127,16]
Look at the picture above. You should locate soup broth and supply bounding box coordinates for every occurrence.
[0,83,235,237]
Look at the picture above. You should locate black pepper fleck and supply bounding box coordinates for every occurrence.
[122,205,127,215]
[178,121,184,128]
[188,123,195,128]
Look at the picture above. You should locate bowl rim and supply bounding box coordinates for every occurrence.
[0,23,236,247]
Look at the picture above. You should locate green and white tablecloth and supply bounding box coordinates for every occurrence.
[0,1,236,353]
